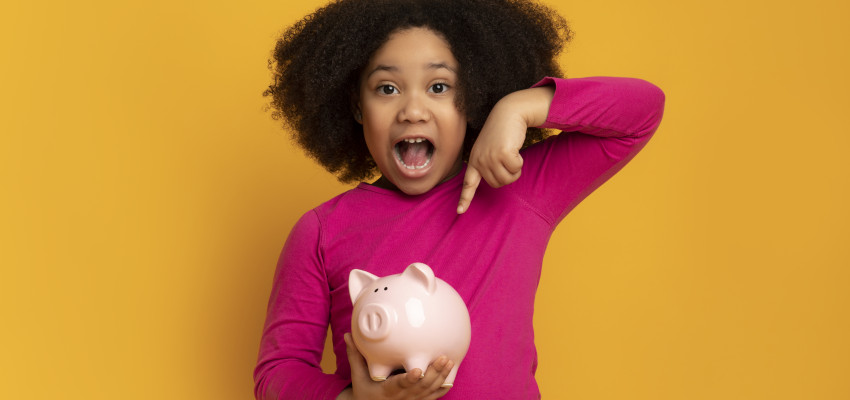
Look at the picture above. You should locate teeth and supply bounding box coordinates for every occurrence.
[402,157,431,170]
[394,152,432,170]
[394,145,433,170]
[395,138,433,170]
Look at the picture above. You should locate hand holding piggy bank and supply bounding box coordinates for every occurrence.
[348,262,471,387]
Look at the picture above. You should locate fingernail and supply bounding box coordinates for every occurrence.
[457,205,464,214]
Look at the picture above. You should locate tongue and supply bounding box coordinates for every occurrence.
[399,141,430,167]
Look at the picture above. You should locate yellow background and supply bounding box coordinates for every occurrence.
[2,0,848,399]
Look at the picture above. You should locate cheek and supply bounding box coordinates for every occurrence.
[362,106,392,134]
[361,108,386,136]
[361,123,393,166]
[443,111,467,147]
[362,126,384,156]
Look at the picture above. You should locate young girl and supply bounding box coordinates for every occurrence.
[254,0,665,399]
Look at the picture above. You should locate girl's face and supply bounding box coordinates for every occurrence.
[358,27,467,195]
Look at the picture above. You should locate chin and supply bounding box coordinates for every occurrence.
[394,178,439,196]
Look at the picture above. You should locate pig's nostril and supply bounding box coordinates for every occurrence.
[358,303,394,341]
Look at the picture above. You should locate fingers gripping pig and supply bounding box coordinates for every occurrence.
[348,263,471,387]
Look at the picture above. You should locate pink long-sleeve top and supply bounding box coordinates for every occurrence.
[254,77,665,399]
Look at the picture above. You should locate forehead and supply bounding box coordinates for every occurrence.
[364,27,459,74]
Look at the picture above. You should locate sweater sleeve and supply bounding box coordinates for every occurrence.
[254,211,350,400]
[512,76,666,225]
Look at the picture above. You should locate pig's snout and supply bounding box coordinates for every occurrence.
[357,303,396,341]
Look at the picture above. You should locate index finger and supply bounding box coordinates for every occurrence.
[457,166,481,214]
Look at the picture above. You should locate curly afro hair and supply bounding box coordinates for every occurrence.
[265,0,572,183]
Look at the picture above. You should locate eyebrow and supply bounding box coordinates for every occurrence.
[426,62,457,73]
[366,65,398,78]
[365,62,458,78]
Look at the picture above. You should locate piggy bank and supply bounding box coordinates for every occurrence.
[348,262,471,387]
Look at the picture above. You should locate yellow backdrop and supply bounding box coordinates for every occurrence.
[2,0,848,399]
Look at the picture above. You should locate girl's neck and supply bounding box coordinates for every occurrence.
[370,176,398,191]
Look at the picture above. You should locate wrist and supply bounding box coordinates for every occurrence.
[497,86,555,128]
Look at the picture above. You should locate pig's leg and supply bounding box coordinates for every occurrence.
[441,362,460,388]
[368,363,394,382]
[402,355,430,379]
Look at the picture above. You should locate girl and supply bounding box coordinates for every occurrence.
[254,0,665,399]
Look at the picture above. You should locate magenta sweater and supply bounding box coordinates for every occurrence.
[254,77,665,399]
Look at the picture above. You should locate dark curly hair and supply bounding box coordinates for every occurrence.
[265,0,572,183]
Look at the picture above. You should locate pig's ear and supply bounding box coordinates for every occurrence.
[402,263,436,295]
[349,269,379,304]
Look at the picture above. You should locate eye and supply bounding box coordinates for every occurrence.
[429,83,449,94]
[378,84,399,95]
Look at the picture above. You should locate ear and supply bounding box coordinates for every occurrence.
[351,90,362,124]
[349,269,379,304]
[402,263,437,295]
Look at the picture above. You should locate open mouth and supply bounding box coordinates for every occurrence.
[394,138,434,170]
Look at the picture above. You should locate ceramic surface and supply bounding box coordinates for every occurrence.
[349,262,471,387]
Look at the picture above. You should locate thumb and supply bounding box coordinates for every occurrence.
[344,333,368,383]
[458,165,481,214]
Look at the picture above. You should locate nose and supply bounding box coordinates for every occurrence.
[357,303,396,341]
[398,91,430,123]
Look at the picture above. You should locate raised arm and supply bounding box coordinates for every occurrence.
[532,76,664,138]
[459,76,665,221]
[254,212,350,400]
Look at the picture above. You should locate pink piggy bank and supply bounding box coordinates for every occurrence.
[349,262,471,387]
